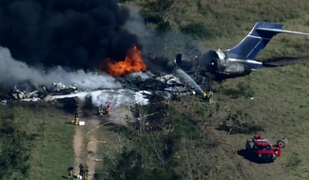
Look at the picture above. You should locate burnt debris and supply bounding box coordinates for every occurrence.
[7,70,197,101]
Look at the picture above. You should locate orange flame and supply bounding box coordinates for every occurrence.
[104,45,146,76]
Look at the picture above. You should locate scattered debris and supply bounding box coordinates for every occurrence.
[8,70,199,107]
[50,82,78,94]
[10,85,41,100]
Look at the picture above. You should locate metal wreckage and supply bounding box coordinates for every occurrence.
[7,70,198,103]
[122,70,197,98]
[10,82,78,101]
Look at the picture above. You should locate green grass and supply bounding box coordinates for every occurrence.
[0,102,75,180]
[222,65,309,178]
[129,0,309,60]
[168,63,309,179]
[34,107,75,180]
[95,107,206,180]
[94,125,127,173]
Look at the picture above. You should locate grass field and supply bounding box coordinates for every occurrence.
[132,0,309,60]
[169,63,309,180]
[0,101,75,180]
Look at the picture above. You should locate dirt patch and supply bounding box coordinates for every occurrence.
[71,99,131,180]
[109,105,134,126]
[263,56,309,67]
[73,126,84,172]
[85,117,100,180]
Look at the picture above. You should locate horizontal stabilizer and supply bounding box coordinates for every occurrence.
[225,22,309,59]
[256,28,309,36]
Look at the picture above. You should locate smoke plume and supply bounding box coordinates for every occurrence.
[0,46,121,89]
[0,0,140,69]
[124,7,207,60]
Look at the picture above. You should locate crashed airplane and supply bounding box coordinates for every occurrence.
[124,71,196,98]
[176,22,309,81]
[8,71,196,106]
[8,21,308,106]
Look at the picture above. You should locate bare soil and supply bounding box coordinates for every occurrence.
[72,99,134,179]
[263,56,309,67]
[109,105,134,126]
[72,99,102,180]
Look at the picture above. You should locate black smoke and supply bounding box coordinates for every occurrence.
[0,0,140,70]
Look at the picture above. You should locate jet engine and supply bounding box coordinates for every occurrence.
[199,49,251,79]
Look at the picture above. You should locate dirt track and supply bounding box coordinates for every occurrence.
[72,99,134,179]
[72,100,102,180]
[85,117,100,180]
[73,125,84,176]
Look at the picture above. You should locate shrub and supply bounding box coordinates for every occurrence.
[180,23,213,39]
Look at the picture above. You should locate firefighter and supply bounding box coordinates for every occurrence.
[84,164,89,180]
[98,104,104,116]
[203,90,214,104]
[106,103,111,116]
[74,110,79,125]
[79,163,85,177]
[272,143,281,156]
[67,167,73,179]
[203,91,208,99]
[207,90,214,104]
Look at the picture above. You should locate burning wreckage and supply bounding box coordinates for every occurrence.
[7,70,196,105]
[5,45,201,106]
[123,70,196,97]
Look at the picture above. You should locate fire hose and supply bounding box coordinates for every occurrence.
[86,121,112,162]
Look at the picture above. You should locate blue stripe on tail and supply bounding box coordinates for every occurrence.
[225,22,284,59]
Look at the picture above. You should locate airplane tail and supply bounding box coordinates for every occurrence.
[225,22,309,59]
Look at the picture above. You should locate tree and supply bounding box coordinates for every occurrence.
[140,0,176,29]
